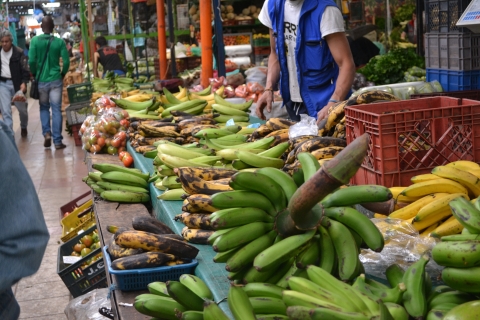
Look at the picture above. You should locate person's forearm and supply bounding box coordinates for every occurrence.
[330,62,355,101]
[265,53,280,90]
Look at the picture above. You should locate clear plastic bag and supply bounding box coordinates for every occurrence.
[244,66,267,87]
[359,218,442,281]
[288,114,318,139]
[12,90,27,102]
[64,288,111,320]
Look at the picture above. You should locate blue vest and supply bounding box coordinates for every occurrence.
[268,0,340,117]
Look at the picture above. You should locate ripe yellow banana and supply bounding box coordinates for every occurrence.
[431,166,480,197]
[419,222,440,237]
[431,216,464,238]
[412,207,452,231]
[389,193,447,220]
[411,173,442,184]
[446,160,480,172]
[414,193,469,222]
[400,179,468,198]
[389,186,421,203]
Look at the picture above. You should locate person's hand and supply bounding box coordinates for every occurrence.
[316,102,335,125]
[255,90,274,120]
[20,83,26,93]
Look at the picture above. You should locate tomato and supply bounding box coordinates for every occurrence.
[83,141,92,151]
[115,131,127,141]
[111,137,122,148]
[90,144,102,153]
[119,151,127,161]
[81,235,93,248]
[81,247,92,257]
[120,119,130,127]
[121,110,129,119]
[122,153,134,167]
[118,146,126,153]
[108,127,118,135]
[97,137,106,148]
[104,137,112,147]
[74,243,86,253]
[107,145,118,155]
[121,139,127,147]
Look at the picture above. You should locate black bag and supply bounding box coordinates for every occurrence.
[30,37,53,100]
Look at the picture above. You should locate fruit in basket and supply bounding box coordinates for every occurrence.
[81,247,92,257]
[132,216,175,235]
[80,235,93,247]
[74,243,86,253]
[111,251,176,270]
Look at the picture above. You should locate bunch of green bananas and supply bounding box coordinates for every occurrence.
[134,274,216,319]
[83,163,150,203]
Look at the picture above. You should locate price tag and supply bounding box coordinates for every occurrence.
[77,229,84,235]
[63,256,82,264]
[226,119,236,126]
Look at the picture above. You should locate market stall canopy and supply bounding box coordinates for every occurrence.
[346,24,377,40]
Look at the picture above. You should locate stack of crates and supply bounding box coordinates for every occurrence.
[424,0,480,91]
[65,83,93,146]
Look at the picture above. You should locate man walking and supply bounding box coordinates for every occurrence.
[29,16,70,149]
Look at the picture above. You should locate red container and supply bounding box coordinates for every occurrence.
[71,123,82,147]
[59,191,91,223]
[345,97,480,187]
[410,89,480,101]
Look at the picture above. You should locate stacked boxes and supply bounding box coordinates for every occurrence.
[425,0,480,91]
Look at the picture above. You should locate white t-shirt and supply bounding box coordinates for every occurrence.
[1,49,12,79]
[258,0,344,102]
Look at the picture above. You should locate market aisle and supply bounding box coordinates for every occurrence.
[7,98,90,319]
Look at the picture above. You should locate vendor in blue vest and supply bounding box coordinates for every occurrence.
[93,36,126,78]
[255,0,355,123]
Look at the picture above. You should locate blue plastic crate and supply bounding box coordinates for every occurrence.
[426,68,480,91]
[103,246,198,291]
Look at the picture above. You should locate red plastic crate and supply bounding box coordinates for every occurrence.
[345,97,480,187]
[59,191,91,223]
[71,123,82,147]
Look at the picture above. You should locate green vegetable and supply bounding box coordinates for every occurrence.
[358,48,425,85]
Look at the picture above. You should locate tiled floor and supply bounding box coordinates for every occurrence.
[6,98,90,319]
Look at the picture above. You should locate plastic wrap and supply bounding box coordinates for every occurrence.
[245,67,267,87]
[288,114,318,139]
[80,106,129,155]
[12,90,27,102]
[65,288,111,320]
[360,218,442,281]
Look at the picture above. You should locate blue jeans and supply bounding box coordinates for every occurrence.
[39,79,63,145]
[0,80,16,131]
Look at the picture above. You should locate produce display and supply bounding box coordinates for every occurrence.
[69,229,103,269]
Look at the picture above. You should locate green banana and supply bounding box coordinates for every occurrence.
[212,103,250,116]
[292,168,304,187]
[324,206,384,252]
[216,148,263,161]
[254,229,315,272]
[249,297,287,315]
[325,218,361,281]
[428,291,474,310]
[441,266,480,293]
[296,239,320,269]
[365,278,390,290]
[282,290,348,311]
[161,175,182,189]
[203,300,230,320]
[157,143,206,159]
[214,93,253,111]
[175,310,204,320]
[157,188,187,200]
[432,240,480,268]
[443,300,480,320]
[243,283,284,299]
[216,133,248,142]
[427,309,449,320]
[449,197,480,234]
[90,183,105,194]
[258,142,290,158]
[297,152,320,181]
[88,171,103,182]
[384,303,409,320]
[213,246,239,263]
[231,160,253,170]
[309,308,371,320]
[285,306,314,320]
[238,127,256,135]
[210,190,277,216]
[163,87,182,104]
[236,150,284,169]
[354,274,406,304]
[159,153,210,168]
[441,234,480,241]
[207,228,234,245]
[166,280,204,311]
[378,300,394,320]
[321,185,393,208]
[385,264,405,288]
[93,163,149,181]
[317,224,336,274]
[226,230,277,272]
[214,114,249,123]
[210,207,274,229]
[196,85,212,96]
[194,128,235,139]
[243,264,279,284]
[256,167,298,201]
[402,255,429,319]
[228,285,257,320]
[147,281,169,297]
[229,171,287,213]
[100,190,150,203]
[100,171,149,188]
[276,260,298,288]
[189,155,222,165]
[154,180,166,191]
[134,294,185,320]
[161,99,206,117]
[427,285,455,304]
[212,222,273,252]
[228,267,250,281]
[111,97,153,111]
[255,315,288,320]
[306,265,373,315]
[179,274,213,300]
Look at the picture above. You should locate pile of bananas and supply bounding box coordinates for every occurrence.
[318,90,400,138]
[248,118,296,145]
[106,217,198,270]
[92,77,137,94]
[83,163,151,203]
[385,160,480,237]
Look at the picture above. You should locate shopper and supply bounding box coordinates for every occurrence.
[255,0,355,122]
[0,30,31,137]
[93,36,125,78]
[29,15,70,149]
[401,13,417,44]
[0,121,49,320]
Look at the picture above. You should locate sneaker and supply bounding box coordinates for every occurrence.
[44,133,51,147]
[21,128,27,137]
[55,143,67,150]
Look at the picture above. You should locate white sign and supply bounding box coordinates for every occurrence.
[63,256,82,264]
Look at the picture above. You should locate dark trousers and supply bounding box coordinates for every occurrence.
[285,100,309,121]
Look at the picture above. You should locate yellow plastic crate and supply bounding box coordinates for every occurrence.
[61,199,95,242]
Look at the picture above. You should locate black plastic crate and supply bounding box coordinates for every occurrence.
[57,225,106,297]
[67,82,93,104]
[65,102,92,125]
[67,275,107,298]
[425,33,480,70]
[425,0,472,33]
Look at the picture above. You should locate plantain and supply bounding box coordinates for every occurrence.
[178,118,217,131]
[285,137,347,164]
[250,124,273,141]
[185,194,218,213]
[355,90,400,105]
[177,172,233,195]
[265,118,296,131]
[174,167,237,181]
[132,216,174,234]
[111,251,176,270]
[108,237,143,260]
[174,212,212,229]
[325,100,348,130]
[181,227,214,244]
[180,124,218,136]
[310,146,344,160]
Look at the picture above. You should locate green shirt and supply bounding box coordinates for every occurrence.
[28,34,70,82]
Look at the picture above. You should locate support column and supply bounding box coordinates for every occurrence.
[199,0,212,87]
